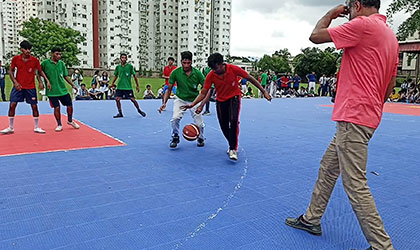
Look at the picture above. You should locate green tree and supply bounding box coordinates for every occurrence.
[293,47,340,79]
[387,0,420,40]
[19,18,86,66]
[257,53,291,73]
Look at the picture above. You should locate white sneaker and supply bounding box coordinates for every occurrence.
[55,126,63,132]
[227,149,230,155]
[67,121,80,129]
[34,127,46,134]
[0,127,14,134]
[228,150,238,161]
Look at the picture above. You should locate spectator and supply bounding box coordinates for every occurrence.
[99,71,110,100]
[0,60,6,101]
[108,85,116,100]
[287,73,293,89]
[329,74,337,97]
[398,90,407,102]
[308,87,316,97]
[389,89,400,102]
[91,70,100,87]
[306,72,317,94]
[76,84,91,100]
[259,70,268,97]
[281,75,289,92]
[298,86,308,97]
[71,69,83,101]
[241,77,248,94]
[407,88,418,103]
[293,74,301,92]
[143,84,155,99]
[319,74,328,96]
[245,87,254,98]
[88,83,103,100]
[157,85,165,99]
[400,80,408,92]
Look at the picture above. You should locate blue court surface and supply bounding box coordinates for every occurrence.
[0,98,419,250]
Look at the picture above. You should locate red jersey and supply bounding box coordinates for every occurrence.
[281,76,289,88]
[10,54,42,89]
[163,65,177,86]
[204,64,248,102]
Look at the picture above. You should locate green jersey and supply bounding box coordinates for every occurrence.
[41,59,69,97]
[114,63,135,90]
[261,73,268,86]
[169,67,205,102]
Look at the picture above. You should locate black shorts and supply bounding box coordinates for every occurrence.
[49,94,72,108]
[115,90,134,99]
[10,88,37,104]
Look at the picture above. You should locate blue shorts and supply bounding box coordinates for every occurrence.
[10,87,37,105]
[163,85,176,95]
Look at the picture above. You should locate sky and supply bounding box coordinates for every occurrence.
[230,0,410,57]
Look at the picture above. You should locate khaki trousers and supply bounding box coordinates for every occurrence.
[304,122,393,250]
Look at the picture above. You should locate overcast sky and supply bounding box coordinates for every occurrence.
[230,0,410,57]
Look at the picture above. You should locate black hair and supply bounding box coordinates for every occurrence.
[180,51,192,61]
[349,0,380,10]
[168,57,175,61]
[207,53,224,69]
[120,53,128,58]
[81,83,86,87]
[51,47,62,53]
[94,70,99,75]
[146,84,151,88]
[20,40,32,50]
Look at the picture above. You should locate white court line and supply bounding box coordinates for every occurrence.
[172,125,249,250]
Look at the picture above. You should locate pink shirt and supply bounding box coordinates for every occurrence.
[328,14,399,129]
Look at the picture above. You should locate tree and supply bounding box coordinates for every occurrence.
[257,53,291,74]
[19,18,86,66]
[293,47,340,79]
[387,0,420,40]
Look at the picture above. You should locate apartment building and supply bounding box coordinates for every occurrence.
[1,0,232,70]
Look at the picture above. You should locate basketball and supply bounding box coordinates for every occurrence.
[182,124,200,141]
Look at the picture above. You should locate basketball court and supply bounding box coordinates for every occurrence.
[0,98,418,250]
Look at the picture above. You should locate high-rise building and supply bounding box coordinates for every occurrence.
[1,0,232,70]
[2,0,19,60]
[55,0,94,68]
[139,0,232,71]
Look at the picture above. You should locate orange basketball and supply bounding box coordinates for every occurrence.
[182,124,200,141]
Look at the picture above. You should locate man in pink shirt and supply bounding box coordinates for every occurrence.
[285,1,398,250]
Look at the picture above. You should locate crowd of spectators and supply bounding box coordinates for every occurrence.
[388,78,420,103]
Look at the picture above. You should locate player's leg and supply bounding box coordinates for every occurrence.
[25,89,45,134]
[59,94,79,129]
[190,103,205,147]
[227,96,241,159]
[216,99,230,152]
[113,90,124,118]
[130,96,146,117]
[49,96,63,132]
[169,98,185,148]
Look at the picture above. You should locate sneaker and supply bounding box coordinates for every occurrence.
[228,150,238,161]
[113,113,123,118]
[34,127,46,134]
[203,111,210,116]
[138,109,146,117]
[170,134,180,148]
[67,121,80,129]
[285,215,322,236]
[55,125,63,132]
[0,127,14,134]
[227,149,230,155]
[197,138,205,147]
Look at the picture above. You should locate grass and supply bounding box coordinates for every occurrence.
[2,75,166,101]
[1,75,401,101]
